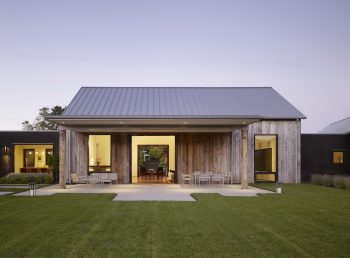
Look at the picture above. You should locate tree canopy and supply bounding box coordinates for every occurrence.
[22,106,65,131]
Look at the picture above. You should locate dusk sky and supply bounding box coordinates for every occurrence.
[0,0,349,132]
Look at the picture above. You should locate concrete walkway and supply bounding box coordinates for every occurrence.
[0,192,13,196]
[14,184,273,201]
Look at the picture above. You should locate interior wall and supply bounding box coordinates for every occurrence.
[88,135,111,166]
[131,136,175,177]
[255,136,277,173]
[14,144,53,173]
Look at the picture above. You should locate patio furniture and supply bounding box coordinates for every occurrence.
[78,174,88,184]
[223,172,231,185]
[109,173,118,184]
[71,173,88,184]
[193,172,201,186]
[100,173,112,184]
[211,173,224,187]
[88,173,102,185]
[198,173,211,187]
[180,174,193,186]
[71,173,79,184]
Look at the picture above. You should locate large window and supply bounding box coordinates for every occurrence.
[88,135,111,173]
[254,135,277,182]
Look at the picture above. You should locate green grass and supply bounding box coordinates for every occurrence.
[0,184,349,258]
[0,188,28,194]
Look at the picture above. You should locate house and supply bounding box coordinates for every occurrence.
[0,131,59,178]
[47,87,306,188]
[301,117,350,181]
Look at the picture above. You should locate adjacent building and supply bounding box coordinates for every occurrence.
[301,117,350,181]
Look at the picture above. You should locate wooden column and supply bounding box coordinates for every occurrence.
[241,129,248,189]
[59,130,66,189]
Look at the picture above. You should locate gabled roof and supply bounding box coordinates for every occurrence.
[319,117,350,134]
[59,87,305,120]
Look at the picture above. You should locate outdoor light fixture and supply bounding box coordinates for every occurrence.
[276,181,282,194]
[4,146,8,155]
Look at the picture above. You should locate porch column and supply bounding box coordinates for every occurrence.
[59,129,67,189]
[241,129,248,189]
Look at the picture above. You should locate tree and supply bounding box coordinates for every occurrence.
[22,106,65,131]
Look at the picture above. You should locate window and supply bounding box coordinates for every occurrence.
[254,135,277,182]
[332,150,344,164]
[45,149,53,166]
[88,135,111,173]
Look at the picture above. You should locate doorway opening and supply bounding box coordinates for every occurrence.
[131,136,175,184]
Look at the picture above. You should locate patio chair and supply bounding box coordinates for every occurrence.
[193,172,201,186]
[71,173,79,184]
[198,173,211,187]
[224,172,232,185]
[211,173,224,187]
[109,173,118,184]
[180,173,193,186]
[100,173,112,184]
[88,173,101,185]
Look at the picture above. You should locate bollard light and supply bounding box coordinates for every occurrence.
[29,182,36,196]
[276,181,282,194]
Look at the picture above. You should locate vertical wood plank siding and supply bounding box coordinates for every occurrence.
[59,130,66,188]
[111,133,130,183]
[71,132,88,176]
[177,133,232,178]
[247,120,301,183]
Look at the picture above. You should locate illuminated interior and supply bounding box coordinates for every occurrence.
[88,135,111,173]
[14,145,54,173]
[254,135,277,182]
[131,136,175,183]
[333,151,344,164]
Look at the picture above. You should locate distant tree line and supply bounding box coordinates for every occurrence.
[22,106,65,131]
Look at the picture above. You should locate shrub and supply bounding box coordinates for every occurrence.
[0,173,54,185]
[311,174,323,185]
[321,175,333,187]
[333,176,346,189]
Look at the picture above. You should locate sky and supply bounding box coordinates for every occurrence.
[0,0,349,133]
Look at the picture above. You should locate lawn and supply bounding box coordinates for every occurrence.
[0,184,349,258]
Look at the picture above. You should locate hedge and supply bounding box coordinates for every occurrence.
[311,174,350,190]
[0,173,54,184]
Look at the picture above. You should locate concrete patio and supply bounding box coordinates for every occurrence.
[14,184,273,201]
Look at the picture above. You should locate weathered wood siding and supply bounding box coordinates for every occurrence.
[59,130,66,188]
[71,131,88,176]
[111,133,130,183]
[247,120,301,183]
[176,133,231,178]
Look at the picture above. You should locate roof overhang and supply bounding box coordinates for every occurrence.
[46,116,263,126]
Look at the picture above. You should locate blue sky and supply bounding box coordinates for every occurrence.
[0,0,349,132]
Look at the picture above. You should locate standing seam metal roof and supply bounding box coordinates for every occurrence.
[319,117,350,134]
[61,87,306,119]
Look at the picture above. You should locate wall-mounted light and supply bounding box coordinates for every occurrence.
[4,146,8,155]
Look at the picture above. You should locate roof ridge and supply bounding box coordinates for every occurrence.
[80,86,273,89]
[327,116,350,126]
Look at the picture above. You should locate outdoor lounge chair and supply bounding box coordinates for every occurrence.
[100,173,112,184]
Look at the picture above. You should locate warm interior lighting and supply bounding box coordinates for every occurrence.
[4,146,8,155]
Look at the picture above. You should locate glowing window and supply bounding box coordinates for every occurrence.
[332,151,344,164]
[88,135,111,173]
